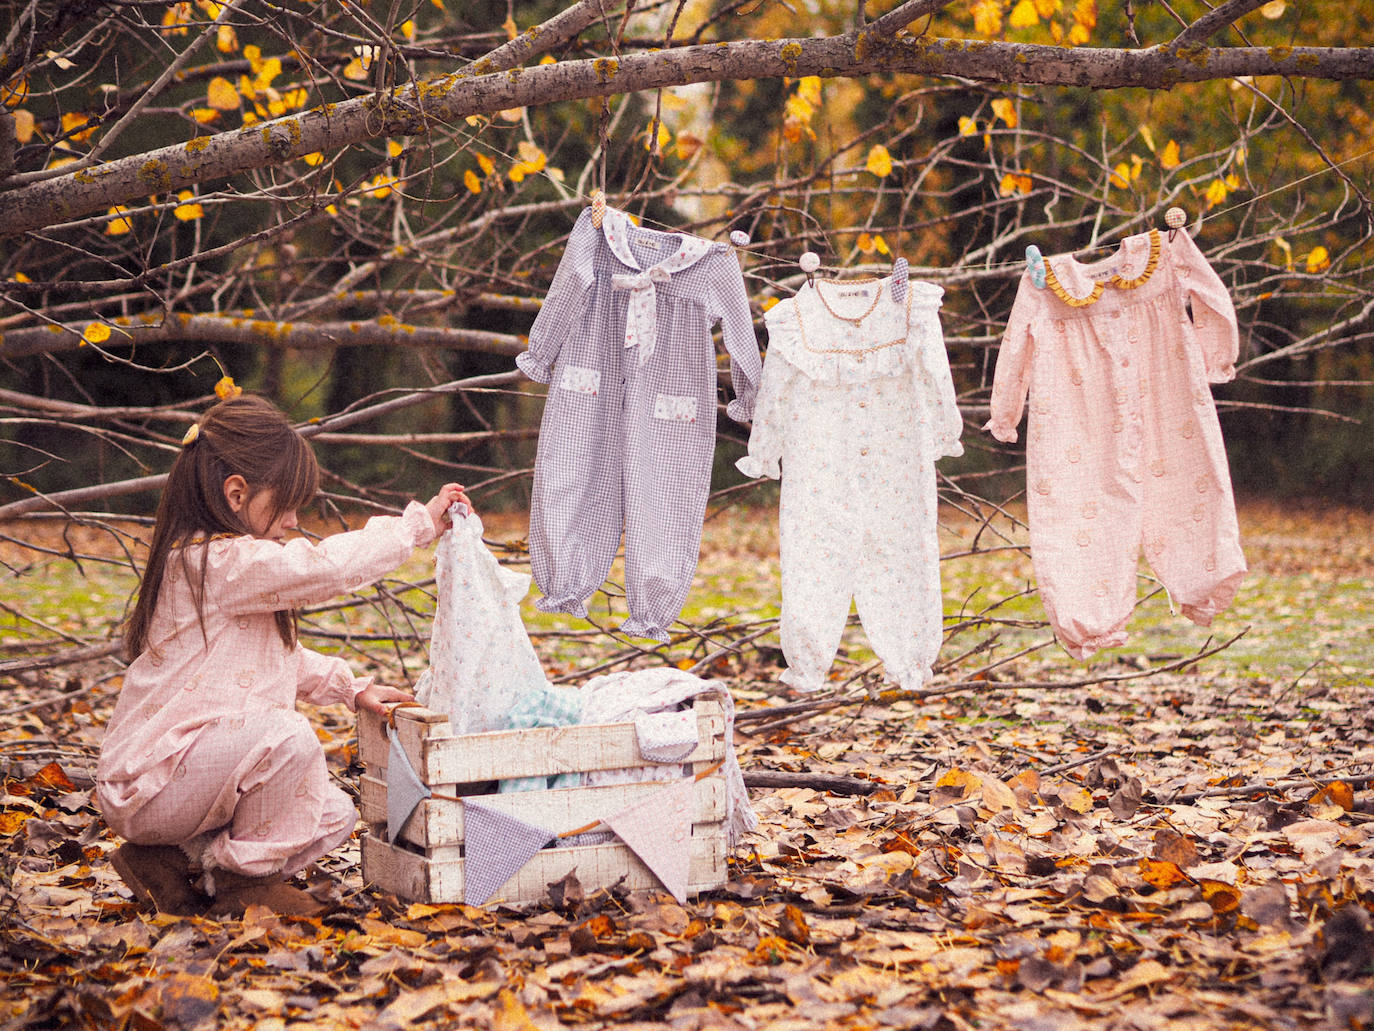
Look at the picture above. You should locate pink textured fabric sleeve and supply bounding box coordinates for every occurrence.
[207,501,434,615]
[294,644,369,709]
[984,274,1039,443]
[1173,230,1240,383]
[516,207,597,383]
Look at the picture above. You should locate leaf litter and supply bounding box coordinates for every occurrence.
[1,505,1372,1030]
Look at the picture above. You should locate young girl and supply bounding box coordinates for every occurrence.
[96,394,470,915]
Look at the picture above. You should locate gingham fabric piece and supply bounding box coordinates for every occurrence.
[985,230,1246,659]
[515,205,762,642]
[386,725,431,844]
[462,799,555,906]
[634,709,699,763]
[605,776,694,904]
[737,275,962,693]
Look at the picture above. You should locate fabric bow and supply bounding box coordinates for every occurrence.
[612,264,673,365]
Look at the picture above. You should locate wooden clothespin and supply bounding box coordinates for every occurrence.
[1164,206,1187,241]
[799,251,820,288]
[591,189,605,228]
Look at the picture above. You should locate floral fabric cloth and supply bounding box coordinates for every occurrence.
[738,275,961,692]
[985,229,1247,658]
[515,206,761,642]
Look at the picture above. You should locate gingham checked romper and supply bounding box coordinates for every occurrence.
[738,275,963,691]
[516,207,761,641]
[985,228,1247,659]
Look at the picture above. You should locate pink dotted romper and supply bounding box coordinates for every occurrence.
[985,229,1247,659]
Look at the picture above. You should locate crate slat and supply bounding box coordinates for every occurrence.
[361,827,726,905]
[360,772,726,849]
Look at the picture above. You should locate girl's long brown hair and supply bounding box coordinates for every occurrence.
[124,395,319,660]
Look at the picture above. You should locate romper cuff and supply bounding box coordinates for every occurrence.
[735,454,780,480]
[982,418,1019,444]
[400,500,438,548]
[726,397,755,424]
[618,616,670,644]
[1207,364,1236,385]
[934,436,965,461]
[516,350,553,384]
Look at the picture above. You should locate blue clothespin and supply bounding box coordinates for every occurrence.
[1025,245,1047,288]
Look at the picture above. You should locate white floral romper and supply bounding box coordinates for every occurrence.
[738,276,962,691]
[516,207,761,641]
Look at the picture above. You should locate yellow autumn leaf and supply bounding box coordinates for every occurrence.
[365,174,397,199]
[785,93,814,124]
[476,153,495,177]
[1067,21,1090,44]
[399,19,415,40]
[62,112,97,143]
[161,2,191,36]
[971,0,1003,35]
[214,375,242,400]
[106,206,133,236]
[866,144,893,177]
[325,202,339,216]
[958,116,978,136]
[47,156,77,171]
[1204,178,1229,208]
[343,58,368,81]
[675,132,703,161]
[207,76,239,111]
[1160,139,1180,169]
[237,74,256,101]
[1260,0,1285,16]
[1110,162,1132,189]
[216,24,237,53]
[387,139,404,158]
[241,110,258,126]
[191,108,220,124]
[1074,0,1097,29]
[430,0,444,9]
[643,119,671,154]
[254,57,282,91]
[1306,245,1330,273]
[660,92,688,112]
[2,76,30,107]
[1033,0,1060,15]
[998,171,1033,195]
[463,169,481,194]
[873,233,891,256]
[503,15,518,39]
[243,44,262,73]
[302,152,323,166]
[174,190,204,220]
[12,109,34,143]
[1008,0,1039,28]
[539,54,556,65]
[11,271,30,282]
[83,322,111,345]
[990,97,1018,128]
[1138,124,1156,153]
[760,296,780,312]
[796,75,822,107]
[856,232,876,254]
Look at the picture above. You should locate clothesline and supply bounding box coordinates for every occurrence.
[454,126,1374,277]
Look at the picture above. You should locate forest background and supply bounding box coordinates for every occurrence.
[1,1,1373,1028]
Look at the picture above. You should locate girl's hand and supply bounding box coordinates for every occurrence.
[354,682,414,715]
[424,483,473,535]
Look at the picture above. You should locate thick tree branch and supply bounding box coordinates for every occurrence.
[3,36,1373,237]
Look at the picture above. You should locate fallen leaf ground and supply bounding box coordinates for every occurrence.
[2,501,1372,1030]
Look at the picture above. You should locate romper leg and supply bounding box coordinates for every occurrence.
[777,481,856,693]
[528,356,627,619]
[1138,320,1247,626]
[853,459,943,690]
[1026,327,1140,660]
[619,351,716,642]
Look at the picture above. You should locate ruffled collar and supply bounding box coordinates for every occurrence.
[600,207,715,275]
[1040,229,1161,308]
[765,276,942,385]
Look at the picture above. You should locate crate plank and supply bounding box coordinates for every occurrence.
[360,772,726,849]
[361,828,726,905]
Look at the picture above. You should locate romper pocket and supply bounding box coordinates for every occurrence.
[559,365,600,396]
[653,393,698,424]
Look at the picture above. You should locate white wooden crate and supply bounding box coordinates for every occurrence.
[356,699,729,905]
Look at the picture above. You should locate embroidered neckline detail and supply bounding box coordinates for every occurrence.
[813,278,883,327]
[796,282,913,362]
[1042,229,1162,308]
